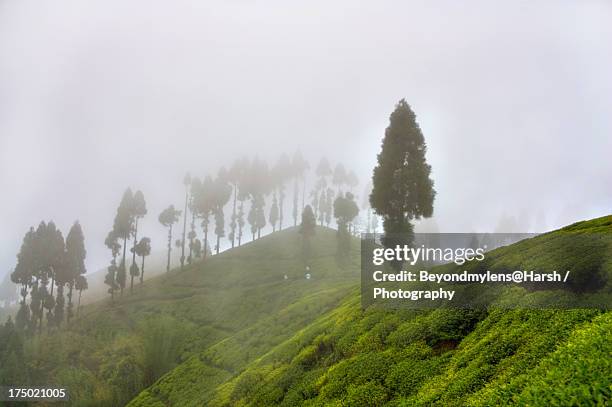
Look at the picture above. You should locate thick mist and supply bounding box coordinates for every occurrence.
[1,0,611,277]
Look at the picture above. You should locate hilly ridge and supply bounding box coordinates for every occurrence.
[128,216,612,406]
[20,226,359,406]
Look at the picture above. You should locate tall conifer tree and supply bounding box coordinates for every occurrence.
[370,99,435,258]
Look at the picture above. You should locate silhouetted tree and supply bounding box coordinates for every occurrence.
[317,189,326,226]
[213,168,232,254]
[113,189,135,297]
[313,157,332,219]
[269,194,279,232]
[159,205,181,273]
[235,158,250,246]
[370,99,435,256]
[42,222,64,332]
[292,151,309,226]
[299,205,316,265]
[228,159,245,248]
[129,190,147,293]
[11,227,36,331]
[104,231,121,301]
[74,274,87,316]
[65,222,86,322]
[191,238,202,258]
[180,174,191,269]
[334,192,359,259]
[324,188,335,227]
[246,158,270,240]
[134,237,151,283]
[194,176,214,259]
[274,154,292,230]
[188,177,201,263]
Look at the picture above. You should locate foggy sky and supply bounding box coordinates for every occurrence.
[1,1,611,278]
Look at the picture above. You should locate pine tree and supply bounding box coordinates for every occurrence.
[370,99,435,257]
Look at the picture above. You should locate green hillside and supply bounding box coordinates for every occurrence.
[13,226,359,406]
[127,216,612,407]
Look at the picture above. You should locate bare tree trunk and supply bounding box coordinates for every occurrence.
[180,189,189,269]
[121,235,127,296]
[67,283,73,323]
[130,219,139,293]
[166,225,172,272]
[188,211,196,264]
[140,255,145,283]
[77,289,82,316]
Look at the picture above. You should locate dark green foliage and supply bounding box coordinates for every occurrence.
[0,317,29,386]
[10,220,84,332]
[140,316,186,387]
[370,99,435,253]
[180,216,611,407]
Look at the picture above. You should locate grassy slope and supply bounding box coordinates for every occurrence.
[23,226,360,406]
[129,216,612,406]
